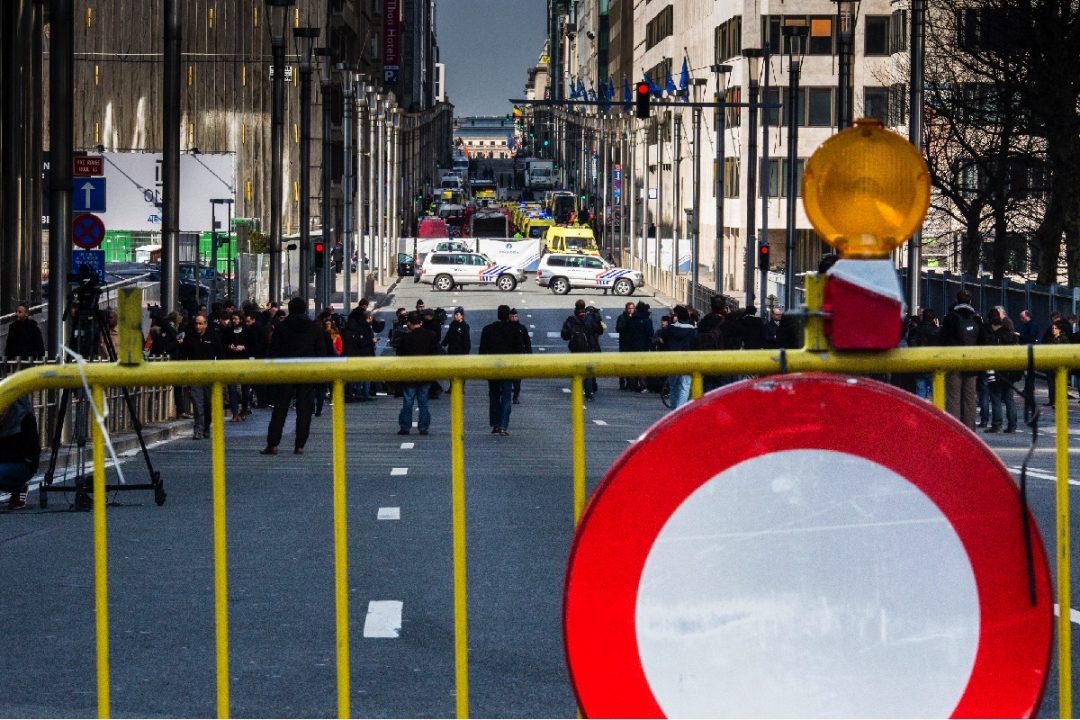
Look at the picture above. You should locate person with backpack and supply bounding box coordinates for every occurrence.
[939,290,986,429]
[561,299,603,400]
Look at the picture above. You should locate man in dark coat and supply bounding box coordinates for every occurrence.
[939,290,987,429]
[261,297,327,455]
[396,310,440,435]
[5,303,45,360]
[479,305,525,435]
[508,308,532,403]
[179,313,222,439]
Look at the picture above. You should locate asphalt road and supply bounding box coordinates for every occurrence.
[1,277,1078,717]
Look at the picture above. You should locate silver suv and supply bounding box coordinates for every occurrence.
[419,251,524,292]
[535,253,643,296]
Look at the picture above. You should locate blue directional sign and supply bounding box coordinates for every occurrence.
[71,249,106,283]
[73,177,107,213]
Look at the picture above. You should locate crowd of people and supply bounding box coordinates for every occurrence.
[910,290,1079,432]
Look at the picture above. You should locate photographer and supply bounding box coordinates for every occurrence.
[0,396,40,510]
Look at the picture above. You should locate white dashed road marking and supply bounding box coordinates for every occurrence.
[547,331,561,338]
[1054,604,1080,625]
[363,600,403,638]
[391,467,408,476]
[400,442,414,450]
[377,507,401,520]
[593,419,609,426]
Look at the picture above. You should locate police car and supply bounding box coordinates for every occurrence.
[535,253,644,296]
[418,251,524,292]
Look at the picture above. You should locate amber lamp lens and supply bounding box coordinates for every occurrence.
[802,118,930,259]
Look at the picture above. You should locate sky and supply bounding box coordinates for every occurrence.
[436,0,548,118]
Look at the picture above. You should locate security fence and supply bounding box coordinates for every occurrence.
[0,281,1076,719]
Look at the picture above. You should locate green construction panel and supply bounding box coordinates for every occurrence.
[103,230,132,262]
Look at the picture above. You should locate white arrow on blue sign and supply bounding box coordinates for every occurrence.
[73,177,107,213]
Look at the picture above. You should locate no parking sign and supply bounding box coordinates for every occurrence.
[563,374,1052,718]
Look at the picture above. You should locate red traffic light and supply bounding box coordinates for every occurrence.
[314,242,325,253]
[635,82,652,119]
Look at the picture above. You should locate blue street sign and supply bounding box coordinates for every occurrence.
[71,249,106,283]
[73,177,107,213]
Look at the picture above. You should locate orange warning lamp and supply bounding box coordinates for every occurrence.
[802,118,930,259]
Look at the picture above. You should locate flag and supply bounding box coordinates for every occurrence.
[578,78,587,99]
[643,72,662,96]
[512,106,524,118]
[569,77,579,99]
[607,78,615,101]
[679,58,690,95]
[588,86,597,102]
[665,72,677,95]
[623,77,633,110]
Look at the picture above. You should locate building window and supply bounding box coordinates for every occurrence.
[807,87,834,126]
[763,88,781,126]
[714,15,742,63]
[888,83,907,125]
[725,87,742,127]
[767,159,806,197]
[762,16,811,55]
[808,16,834,54]
[646,5,674,50]
[863,87,889,122]
[724,157,740,198]
[864,15,889,55]
[890,10,908,53]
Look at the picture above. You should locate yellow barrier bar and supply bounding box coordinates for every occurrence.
[210,383,230,718]
[571,376,586,525]
[331,380,350,719]
[116,288,144,366]
[450,377,469,719]
[690,372,703,400]
[91,384,111,719]
[932,371,946,411]
[1055,368,1072,718]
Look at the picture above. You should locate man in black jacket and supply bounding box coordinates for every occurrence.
[508,308,532,403]
[179,313,222,439]
[5,304,45,360]
[261,298,326,455]
[396,311,440,435]
[479,305,524,435]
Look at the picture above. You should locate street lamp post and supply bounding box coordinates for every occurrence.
[834,0,859,131]
[265,0,295,304]
[690,77,707,297]
[314,47,332,311]
[339,65,356,311]
[210,198,233,306]
[294,26,319,309]
[783,25,809,308]
[743,48,762,311]
[907,0,926,313]
[711,64,731,294]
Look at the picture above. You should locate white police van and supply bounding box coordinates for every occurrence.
[535,253,644,296]
[419,251,524,292]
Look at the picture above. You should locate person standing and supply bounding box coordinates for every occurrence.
[222,312,254,421]
[179,313,222,439]
[441,307,471,356]
[508,308,532,403]
[395,310,439,436]
[615,302,637,390]
[261,297,326,455]
[939,290,986,429]
[986,306,1019,433]
[659,305,698,410]
[560,300,605,400]
[479,305,524,435]
[5,303,45,360]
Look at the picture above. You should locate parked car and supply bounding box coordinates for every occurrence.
[418,251,524,292]
[535,253,643,296]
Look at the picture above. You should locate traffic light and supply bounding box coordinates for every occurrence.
[635,82,651,119]
[759,243,770,267]
[313,240,325,271]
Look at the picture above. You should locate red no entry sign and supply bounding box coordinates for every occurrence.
[72,213,106,250]
[564,374,1052,718]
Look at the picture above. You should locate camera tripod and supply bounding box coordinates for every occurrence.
[39,275,166,509]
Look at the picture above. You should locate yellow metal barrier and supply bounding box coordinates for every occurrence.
[2,312,1079,718]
